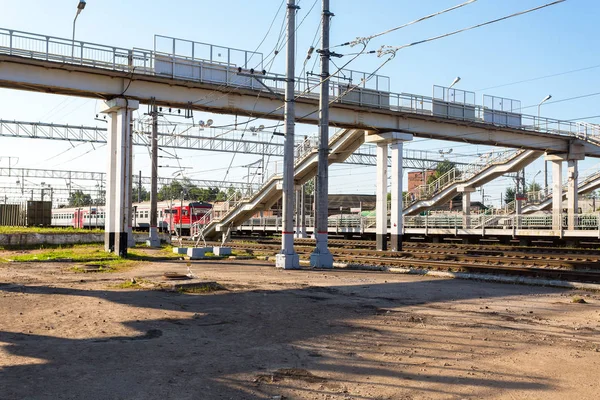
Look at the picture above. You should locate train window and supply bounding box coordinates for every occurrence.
[183,209,188,216]
[160,211,163,217]
[144,211,149,218]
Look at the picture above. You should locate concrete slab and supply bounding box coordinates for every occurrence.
[213,247,231,256]
[187,248,207,259]
[173,247,188,255]
[275,253,300,269]
[159,280,225,292]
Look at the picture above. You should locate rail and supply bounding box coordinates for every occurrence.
[1,27,599,142]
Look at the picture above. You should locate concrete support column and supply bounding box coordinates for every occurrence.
[376,142,388,251]
[300,184,307,238]
[551,160,563,231]
[390,141,403,251]
[101,98,139,257]
[365,131,413,252]
[462,191,471,228]
[104,112,118,253]
[567,160,579,230]
[127,121,135,248]
[457,186,475,228]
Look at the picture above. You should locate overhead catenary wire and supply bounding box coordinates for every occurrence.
[334,0,478,48]
[211,1,568,132]
[376,0,567,57]
[475,63,600,92]
[521,91,600,110]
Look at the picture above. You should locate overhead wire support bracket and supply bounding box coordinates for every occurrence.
[236,71,285,100]
[316,49,343,58]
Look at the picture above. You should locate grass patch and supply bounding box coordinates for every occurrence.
[113,278,153,289]
[572,296,587,304]
[126,247,182,261]
[8,245,119,263]
[71,264,115,273]
[177,282,226,293]
[0,226,103,235]
[4,244,179,263]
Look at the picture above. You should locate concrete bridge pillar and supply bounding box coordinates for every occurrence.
[100,98,139,256]
[547,143,584,232]
[567,159,579,230]
[375,142,388,251]
[458,186,475,228]
[365,131,413,251]
[550,158,563,231]
[390,141,403,251]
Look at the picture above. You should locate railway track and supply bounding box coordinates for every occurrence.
[179,238,600,284]
[240,237,600,256]
[196,240,600,268]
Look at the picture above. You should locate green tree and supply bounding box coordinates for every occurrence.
[158,179,228,202]
[427,160,456,184]
[528,182,542,193]
[68,190,93,207]
[504,186,516,204]
[158,180,184,201]
[304,178,315,195]
[132,185,150,202]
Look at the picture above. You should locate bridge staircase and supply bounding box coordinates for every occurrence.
[511,168,600,214]
[192,128,365,242]
[403,149,542,216]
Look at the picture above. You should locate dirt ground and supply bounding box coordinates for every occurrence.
[1,250,600,400]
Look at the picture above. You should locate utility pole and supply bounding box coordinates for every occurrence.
[147,98,160,247]
[275,0,300,269]
[310,0,334,268]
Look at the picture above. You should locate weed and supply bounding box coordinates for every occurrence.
[177,282,226,293]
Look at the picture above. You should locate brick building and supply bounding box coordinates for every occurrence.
[408,170,435,193]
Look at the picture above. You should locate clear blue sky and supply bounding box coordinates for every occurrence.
[0,0,598,205]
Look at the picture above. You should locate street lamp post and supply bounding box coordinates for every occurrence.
[449,76,461,89]
[447,77,461,101]
[538,94,552,196]
[72,0,87,60]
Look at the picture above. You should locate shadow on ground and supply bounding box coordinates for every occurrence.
[0,273,560,399]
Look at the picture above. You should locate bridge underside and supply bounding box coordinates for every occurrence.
[1,55,599,156]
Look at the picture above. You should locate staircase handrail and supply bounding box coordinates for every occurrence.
[193,129,351,239]
[405,149,522,206]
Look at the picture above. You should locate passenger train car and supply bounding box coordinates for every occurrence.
[51,201,212,235]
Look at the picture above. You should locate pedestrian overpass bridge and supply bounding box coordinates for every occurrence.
[1,27,599,155]
[2,27,600,252]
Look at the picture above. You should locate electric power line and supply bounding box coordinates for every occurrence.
[521,91,600,110]
[475,63,600,92]
[377,0,566,57]
[336,0,478,48]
